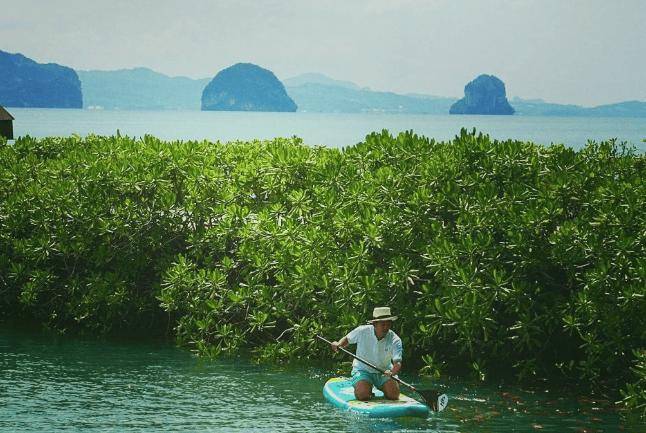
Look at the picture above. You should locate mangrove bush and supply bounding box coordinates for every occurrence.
[0,130,644,417]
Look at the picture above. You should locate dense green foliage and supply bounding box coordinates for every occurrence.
[621,349,646,421]
[1,130,644,417]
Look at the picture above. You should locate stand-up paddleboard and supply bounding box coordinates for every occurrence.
[323,377,430,418]
[316,336,449,415]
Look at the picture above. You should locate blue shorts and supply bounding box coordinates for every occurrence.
[350,369,393,390]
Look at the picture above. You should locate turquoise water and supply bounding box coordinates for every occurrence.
[1,327,633,433]
[7,108,646,151]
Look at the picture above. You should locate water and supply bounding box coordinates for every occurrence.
[1,327,632,433]
[7,108,646,151]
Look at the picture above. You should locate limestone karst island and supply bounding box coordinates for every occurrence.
[201,63,297,112]
[450,74,515,115]
[0,50,82,108]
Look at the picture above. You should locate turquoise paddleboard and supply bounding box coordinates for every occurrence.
[323,377,430,418]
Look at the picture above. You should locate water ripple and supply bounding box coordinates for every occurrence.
[0,328,637,433]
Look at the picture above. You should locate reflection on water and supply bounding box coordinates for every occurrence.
[0,327,636,432]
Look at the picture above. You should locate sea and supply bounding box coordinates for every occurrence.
[1,326,634,433]
[7,108,646,152]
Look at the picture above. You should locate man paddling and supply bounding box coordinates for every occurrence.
[330,307,402,401]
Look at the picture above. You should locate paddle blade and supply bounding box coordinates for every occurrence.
[418,390,449,412]
[436,393,449,412]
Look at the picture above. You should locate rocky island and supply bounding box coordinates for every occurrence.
[0,50,82,108]
[201,63,296,112]
[450,74,514,115]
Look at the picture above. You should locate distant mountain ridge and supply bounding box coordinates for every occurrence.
[285,81,456,114]
[0,50,82,108]
[511,97,646,117]
[284,73,457,113]
[77,67,646,116]
[78,68,209,110]
[3,50,644,116]
[283,73,360,90]
[285,73,646,117]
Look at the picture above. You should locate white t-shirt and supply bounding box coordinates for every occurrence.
[346,324,403,373]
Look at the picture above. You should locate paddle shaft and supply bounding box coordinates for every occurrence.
[315,334,420,393]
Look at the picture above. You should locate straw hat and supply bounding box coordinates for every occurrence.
[367,306,398,323]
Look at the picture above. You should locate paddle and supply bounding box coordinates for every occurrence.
[316,334,448,412]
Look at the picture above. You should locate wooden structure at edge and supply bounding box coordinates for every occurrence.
[0,105,14,139]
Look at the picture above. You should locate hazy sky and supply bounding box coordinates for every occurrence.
[1,0,644,106]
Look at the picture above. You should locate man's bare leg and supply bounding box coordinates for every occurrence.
[382,379,400,400]
[354,380,373,401]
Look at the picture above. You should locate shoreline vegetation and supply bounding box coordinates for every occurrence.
[0,129,644,420]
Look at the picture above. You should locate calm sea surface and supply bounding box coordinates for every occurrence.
[1,327,634,433]
[8,108,646,151]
